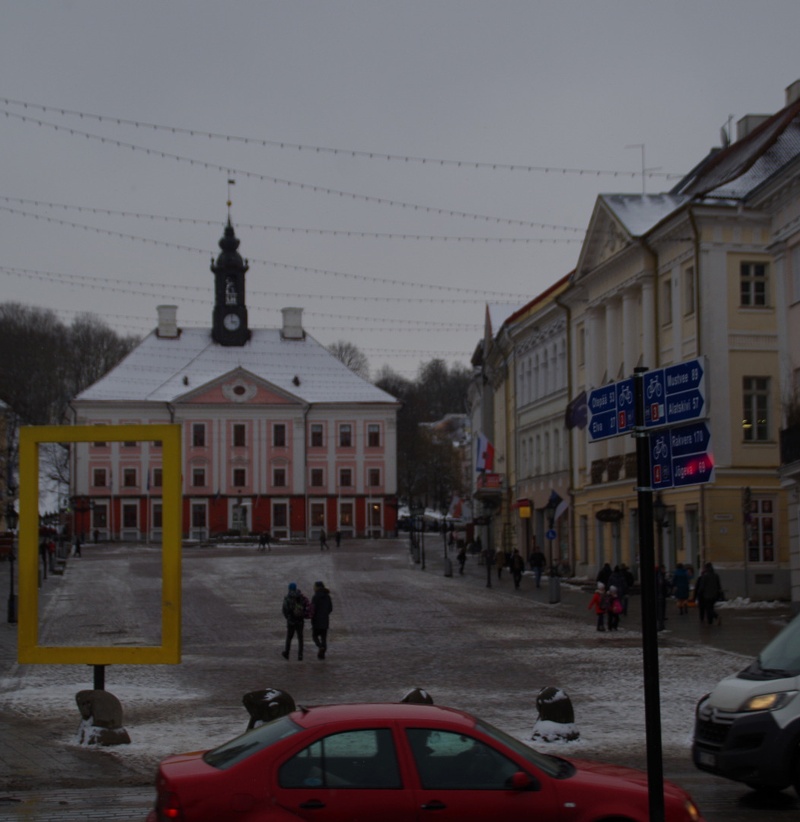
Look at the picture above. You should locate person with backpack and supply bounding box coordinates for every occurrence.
[281,582,310,660]
[311,581,333,659]
[587,581,608,632]
[606,585,623,631]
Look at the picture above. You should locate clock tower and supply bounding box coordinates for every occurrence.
[211,219,250,346]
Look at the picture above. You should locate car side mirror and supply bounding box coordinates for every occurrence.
[510,771,538,791]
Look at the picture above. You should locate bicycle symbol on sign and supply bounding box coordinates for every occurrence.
[646,379,663,400]
[618,383,633,406]
[652,436,668,460]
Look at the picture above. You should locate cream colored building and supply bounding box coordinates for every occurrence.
[561,85,800,600]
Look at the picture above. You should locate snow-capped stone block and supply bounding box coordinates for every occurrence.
[74,689,131,746]
[243,688,296,729]
[532,686,579,742]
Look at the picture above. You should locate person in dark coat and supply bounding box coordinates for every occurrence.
[529,547,546,588]
[695,562,722,626]
[608,565,629,617]
[510,549,525,589]
[672,563,691,615]
[281,582,309,660]
[311,581,333,659]
[597,562,612,588]
[456,543,467,575]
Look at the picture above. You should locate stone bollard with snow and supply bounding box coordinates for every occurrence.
[75,689,131,746]
[531,686,579,742]
[400,687,434,705]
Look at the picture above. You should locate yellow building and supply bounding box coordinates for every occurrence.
[561,87,800,600]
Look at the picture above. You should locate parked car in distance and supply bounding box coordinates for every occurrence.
[147,699,704,821]
[693,612,800,796]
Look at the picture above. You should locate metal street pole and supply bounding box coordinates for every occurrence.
[634,366,665,822]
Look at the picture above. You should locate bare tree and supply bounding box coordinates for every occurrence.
[328,340,370,380]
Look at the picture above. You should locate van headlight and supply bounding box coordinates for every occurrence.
[740,690,798,712]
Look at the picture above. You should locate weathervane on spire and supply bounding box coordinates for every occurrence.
[227,178,235,219]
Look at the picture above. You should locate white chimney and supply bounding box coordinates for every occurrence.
[736,114,770,142]
[157,305,179,338]
[281,307,304,340]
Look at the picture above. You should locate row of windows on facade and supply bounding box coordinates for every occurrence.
[91,498,381,531]
[90,465,384,490]
[90,422,383,450]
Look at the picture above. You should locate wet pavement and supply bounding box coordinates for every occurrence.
[0,536,796,820]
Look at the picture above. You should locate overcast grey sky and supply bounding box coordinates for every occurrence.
[2,2,798,379]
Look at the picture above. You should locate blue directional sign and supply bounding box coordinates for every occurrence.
[650,420,714,489]
[646,357,707,429]
[588,378,635,441]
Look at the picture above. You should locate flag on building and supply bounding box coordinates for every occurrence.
[475,432,495,472]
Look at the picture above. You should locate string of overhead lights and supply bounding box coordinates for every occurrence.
[0,96,681,180]
[0,267,487,324]
[0,195,583,243]
[0,108,581,231]
[0,209,532,300]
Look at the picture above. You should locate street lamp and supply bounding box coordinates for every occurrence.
[653,492,667,567]
[6,491,18,624]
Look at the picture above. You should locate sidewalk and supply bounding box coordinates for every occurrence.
[0,538,794,820]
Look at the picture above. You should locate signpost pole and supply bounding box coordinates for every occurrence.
[634,366,665,822]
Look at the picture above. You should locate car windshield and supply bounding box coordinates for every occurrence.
[204,715,303,770]
[755,613,800,677]
[475,720,574,778]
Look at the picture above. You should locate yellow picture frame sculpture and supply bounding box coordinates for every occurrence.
[17,424,182,665]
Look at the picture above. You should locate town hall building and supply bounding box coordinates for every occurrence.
[69,220,400,541]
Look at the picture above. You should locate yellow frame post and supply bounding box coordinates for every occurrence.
[17,424,182,665]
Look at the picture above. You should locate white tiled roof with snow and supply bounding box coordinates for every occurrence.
[75,328,398,406]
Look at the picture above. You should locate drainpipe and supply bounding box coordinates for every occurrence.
[555,291,575,575]
[303,404,311,542]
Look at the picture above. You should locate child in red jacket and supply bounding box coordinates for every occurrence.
[588,581,608,632]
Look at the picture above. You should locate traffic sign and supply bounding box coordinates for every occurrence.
[645,357,706,429]
[588,378,635,441]
[650,421,714,489]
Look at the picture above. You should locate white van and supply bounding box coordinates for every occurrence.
[692,612,800,796]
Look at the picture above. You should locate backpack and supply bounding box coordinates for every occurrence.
[288,593,307,621]
[600,593,610,611]
[611,598,623,614]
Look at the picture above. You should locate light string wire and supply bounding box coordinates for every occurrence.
[0,96,682,180]
[0,107,582,232]
[0,266,488,322]
[0,195,583,244]
[0,207,532,300]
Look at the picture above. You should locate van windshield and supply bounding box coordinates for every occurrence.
[753,614,800,678]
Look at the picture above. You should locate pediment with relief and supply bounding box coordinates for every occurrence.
[178,368,298,406]
[575,201,632,280]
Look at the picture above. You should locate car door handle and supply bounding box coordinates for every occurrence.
[300,799,326,809]
[421,800,447,810]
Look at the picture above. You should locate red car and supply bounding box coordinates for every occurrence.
[147,701,703,821]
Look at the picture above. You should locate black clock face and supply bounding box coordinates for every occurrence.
[223,313,241,331]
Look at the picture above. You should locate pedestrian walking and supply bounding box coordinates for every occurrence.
[495,549,505,580]
[281,583,310,660]
[695,562,723,626]
[311,581,333,659]
[529,547,546,588]
[672,563,691,615]
[258,531,271,552]
[608,565,629,618]
[606,585,623,631]
[319,528,330,551]
[456,543,467,575]
[511,548,525,589]
[587,581,608,632]
[597,562,612,588]
[73,534,82,557]
[335,529,341,548]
